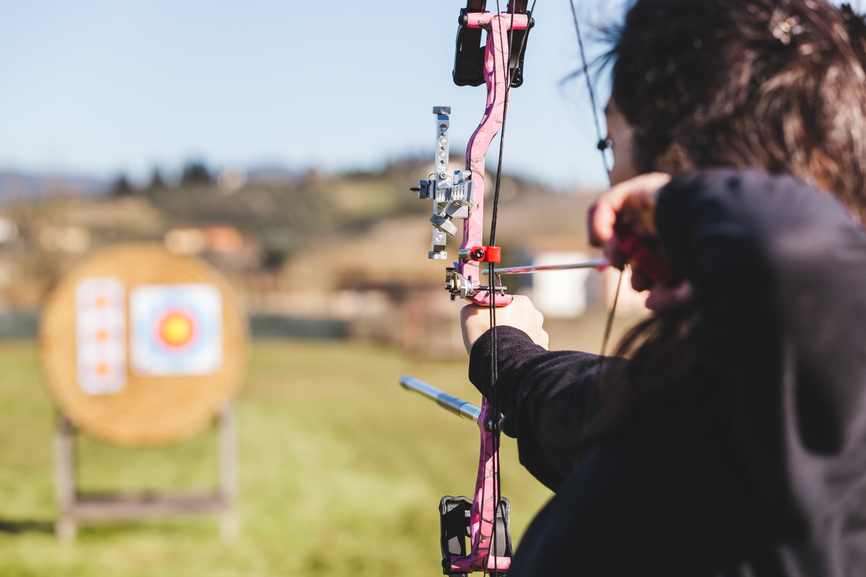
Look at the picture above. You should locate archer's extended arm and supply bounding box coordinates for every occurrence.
[469,327,621,490]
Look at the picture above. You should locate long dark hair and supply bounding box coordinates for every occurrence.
[612,0,866,223]
[580,0,866,444]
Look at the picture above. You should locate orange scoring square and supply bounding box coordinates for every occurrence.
[159,312,195,348]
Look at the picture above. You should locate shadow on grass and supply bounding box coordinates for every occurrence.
[0,518,54,535]
[0,517,212,538]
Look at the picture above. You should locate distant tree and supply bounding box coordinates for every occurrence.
[180,160,213,187]
[147,167,167,191]
[111,173,135,197]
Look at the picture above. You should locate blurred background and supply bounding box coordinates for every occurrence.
[0,0,659,575]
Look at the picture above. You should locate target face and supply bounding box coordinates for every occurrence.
[42,245,246,446]
[130,284,222,376]
[75,278,126,395]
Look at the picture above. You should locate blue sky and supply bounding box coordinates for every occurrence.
[0,1,853,190]
[0,0,630,189]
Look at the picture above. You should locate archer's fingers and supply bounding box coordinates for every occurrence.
[589,172,672,247]
[601,236,628,271]
[588,192,622,247]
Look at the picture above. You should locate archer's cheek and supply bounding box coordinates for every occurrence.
[645,282,694,312]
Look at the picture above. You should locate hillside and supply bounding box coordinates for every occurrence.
[0,160,604,355]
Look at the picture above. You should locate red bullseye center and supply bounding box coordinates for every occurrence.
[159,312,195,348]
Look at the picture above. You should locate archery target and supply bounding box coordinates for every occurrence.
[75,278,126,395]
[40,244,247,446]
[130,284,222,376]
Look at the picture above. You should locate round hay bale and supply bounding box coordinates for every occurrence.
[40,244,247,446]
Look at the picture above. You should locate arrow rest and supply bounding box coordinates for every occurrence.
[445,266,507,301]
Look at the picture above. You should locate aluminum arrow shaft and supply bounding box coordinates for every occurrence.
[481,259,608,276]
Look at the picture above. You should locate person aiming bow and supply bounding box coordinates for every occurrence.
[461,0,866,574]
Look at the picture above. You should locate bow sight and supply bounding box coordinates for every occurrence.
[412,107,508,302]
[413,106,473,262]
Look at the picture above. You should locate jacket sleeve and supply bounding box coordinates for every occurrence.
[469,326,621,491]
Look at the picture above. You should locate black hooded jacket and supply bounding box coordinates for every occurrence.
[469,169,866,576]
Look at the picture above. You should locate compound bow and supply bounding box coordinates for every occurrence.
[402,3,533,575]
[399,1,676,575]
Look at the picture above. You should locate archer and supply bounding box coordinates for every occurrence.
[462,0,866,575]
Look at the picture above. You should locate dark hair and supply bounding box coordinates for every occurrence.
[611,0,866,224]
[579,0,866,445]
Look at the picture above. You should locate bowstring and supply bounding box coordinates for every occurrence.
[600,268,623,357]
[488,8,505,575]
[567,0,622,357]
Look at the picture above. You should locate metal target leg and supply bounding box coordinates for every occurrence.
[217,402,240,541]
[54,412,78,542]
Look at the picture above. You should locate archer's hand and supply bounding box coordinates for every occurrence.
[588,172,693,311]
[460,295,549,355]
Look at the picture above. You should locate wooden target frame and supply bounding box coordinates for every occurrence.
[40,244,248,540]
[40,244,247,446]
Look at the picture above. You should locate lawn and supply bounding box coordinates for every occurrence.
[0,339,555,576]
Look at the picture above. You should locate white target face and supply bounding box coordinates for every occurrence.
[130,284,223,376]
[75,278,127,395]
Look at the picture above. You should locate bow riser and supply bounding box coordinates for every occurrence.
[452,15,527,573]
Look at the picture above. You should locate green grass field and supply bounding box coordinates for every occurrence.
[0,339,555,576]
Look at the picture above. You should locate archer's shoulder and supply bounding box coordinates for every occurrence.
[659,167,851,222]
[663,167,815,196]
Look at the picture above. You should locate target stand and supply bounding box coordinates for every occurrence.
[53,402,239,542]
[40,245,248,542]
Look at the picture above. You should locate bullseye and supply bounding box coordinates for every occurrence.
[133,284,221,373]
[159,312,195,348]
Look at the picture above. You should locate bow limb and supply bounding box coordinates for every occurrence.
[447,400,512,573]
